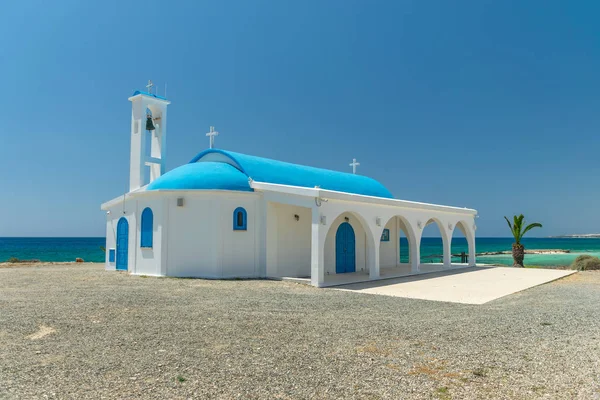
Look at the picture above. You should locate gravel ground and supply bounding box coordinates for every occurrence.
[0,264,599,400]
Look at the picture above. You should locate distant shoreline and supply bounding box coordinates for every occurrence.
[549,234,600,238]
[477,249,571,256]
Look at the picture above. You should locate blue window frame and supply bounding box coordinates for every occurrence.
[233,207,247,231]
[140,207,153,248]
[381,228,390,242]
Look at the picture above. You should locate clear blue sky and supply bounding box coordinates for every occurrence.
[1,0,599,237]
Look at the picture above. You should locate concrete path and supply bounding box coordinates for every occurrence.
[332,266,576,304]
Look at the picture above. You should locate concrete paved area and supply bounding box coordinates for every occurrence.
[282,263,473,286]
[321,263,472,287]
[332,266,577,304]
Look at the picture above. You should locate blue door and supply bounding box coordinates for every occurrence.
[116,217,129,271]
[335,222,356,273]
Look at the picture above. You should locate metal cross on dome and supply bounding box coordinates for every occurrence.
[206,126,219,149]
[146,80,154,94]
[349,158,360,174]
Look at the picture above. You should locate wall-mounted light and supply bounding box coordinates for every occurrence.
[177,197,184,207]
[417,221,423,229]
[294,214,299,221]
[344,217,350,222]
[376,217,381,226]
[448,223,453,230]
[320,215,327,225]
[315,196,329,207]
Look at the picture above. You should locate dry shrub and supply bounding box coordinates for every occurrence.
[570,255,600,271]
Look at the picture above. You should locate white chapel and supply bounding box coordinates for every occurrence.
[101,86,478,287]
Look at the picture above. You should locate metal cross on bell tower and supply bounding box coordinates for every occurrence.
[146,80,154,94]
[349,158,360,174]
[206,126,219,149]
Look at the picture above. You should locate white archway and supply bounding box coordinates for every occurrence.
[419,218,451,267]
[378,215,418,271]
[451,220,476,266]
[323,211,378,279]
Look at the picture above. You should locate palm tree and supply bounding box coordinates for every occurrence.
[504,214,543,267]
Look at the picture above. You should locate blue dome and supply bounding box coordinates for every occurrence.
[146,162,252,191]
[147,149,393,198]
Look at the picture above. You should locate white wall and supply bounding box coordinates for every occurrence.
[265,202,311,277]
[104,212,117,271]
[164,191,259,278]
[379,217,399,268]
[134,197,165,276]
[220,194,259,278]
[324,212,368,275]
[101,184,478,285]
[165,194,219,278]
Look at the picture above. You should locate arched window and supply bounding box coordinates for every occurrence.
[140,207,153,248]
[233,207,247,231]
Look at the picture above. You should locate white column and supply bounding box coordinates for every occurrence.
[257,199,268,277]
[310,207,325,287]
[160,109,168,177]
[369,240,380,279]
[468,233,476,267]
[443,234,452,267]
[159,197,167,276]
[411,236,420,273]
[395,217,400,267]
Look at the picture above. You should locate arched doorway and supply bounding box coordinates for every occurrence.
[420,218,447,265]
[378,216,416,269]
[452,221,475,266]
[335,222,356,273]
[116,217,129,271]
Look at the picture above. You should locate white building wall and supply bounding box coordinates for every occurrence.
[133,197,164,276]
[102,184,477,285]
[104,213,117,271]
[165,193,220,278]
[379,217,399,268]
[324,212,368,275]
[266,203,311,277]
[163,191,260,278]
[220,194,260,278]
[266,202,278,277]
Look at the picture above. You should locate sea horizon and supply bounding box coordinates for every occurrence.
[2,236,600,266]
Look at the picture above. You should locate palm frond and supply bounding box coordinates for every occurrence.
[521,222,543,238]
[506,214,541,244]
[516,214,525,230]
[504,216,517,241]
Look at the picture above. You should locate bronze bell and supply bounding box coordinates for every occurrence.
[146,115,155,131]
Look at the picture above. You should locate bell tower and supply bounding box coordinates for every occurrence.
[128,81,170,192]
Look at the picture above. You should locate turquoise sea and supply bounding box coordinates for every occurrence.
[418,237,600,266]
[1,237,600,266]
[0,238,106,263]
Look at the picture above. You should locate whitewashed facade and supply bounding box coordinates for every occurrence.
[101,90,477,287]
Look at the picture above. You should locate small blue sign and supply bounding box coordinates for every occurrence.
[381,229,390,242]
[109,249,116,263]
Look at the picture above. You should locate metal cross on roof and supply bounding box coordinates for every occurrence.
[206,126,219,149]
[349,158,360,174]
[146,80,154,94]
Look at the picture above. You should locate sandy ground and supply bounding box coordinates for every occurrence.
[0,263,599,399]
